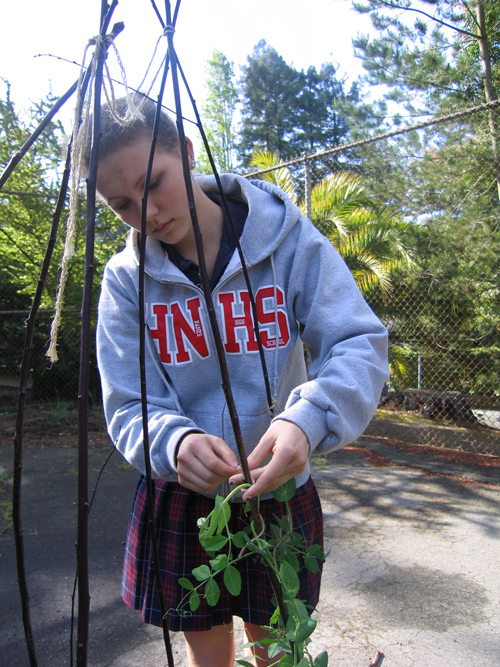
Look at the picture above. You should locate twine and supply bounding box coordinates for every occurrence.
[46,34,149,362]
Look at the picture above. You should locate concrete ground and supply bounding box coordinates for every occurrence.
[1,437,499,666]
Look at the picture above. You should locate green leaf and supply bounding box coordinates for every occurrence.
[313,651,329,667]
[269,605,281,625]
[277,515,292,534]
[279,561,300,601]
[289,531,305,547]
[178,577,194,590]
[189,589,200,611]
[205,577,221,606]
[304,555,319,573]
[217,501,231,533]
[192,564,211,582]
[269,523,281,542]
[288,598,310,622]
[243,531,266,555]
[285,614,316,643]
[297,659,309,667]
[202,535,229,551]
[282,552,300,572]
[306,543,325,560]
[232,531,246,548]
[236,661,255,667]
[205,507,221,536]
[269,640,291,659]
[223,564,242,596]
[278,654,294,666]
[271,478,297,502]
[210,554,230,573]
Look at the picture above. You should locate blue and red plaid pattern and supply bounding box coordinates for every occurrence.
[122,476,323,631]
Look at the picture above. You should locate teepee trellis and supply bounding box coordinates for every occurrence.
[1,2,126,664]
[1,1,293,665]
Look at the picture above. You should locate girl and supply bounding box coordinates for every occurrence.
[95,97,389,666]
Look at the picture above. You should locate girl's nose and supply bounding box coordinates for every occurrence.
[145,201,159,221]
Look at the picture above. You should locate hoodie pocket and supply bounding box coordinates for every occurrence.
[222,407,273,457]
[185,410,223,441]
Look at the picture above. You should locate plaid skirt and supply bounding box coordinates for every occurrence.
[121,476,323,631]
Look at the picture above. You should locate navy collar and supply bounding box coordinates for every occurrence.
[162,192,248,290]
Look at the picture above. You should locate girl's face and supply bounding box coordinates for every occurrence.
[96,135,197,253]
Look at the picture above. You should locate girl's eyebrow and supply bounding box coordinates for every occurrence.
[105,169,151,203]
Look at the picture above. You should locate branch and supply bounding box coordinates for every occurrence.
[245,98,500,176]
[0,226,38,266]
[460,0,481,31]
[377,0,478,39]
[11,130,73,667]
[0,81,77,191]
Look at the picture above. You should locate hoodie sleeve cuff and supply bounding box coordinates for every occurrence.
[163,426,205,474]
[273,399,329,453]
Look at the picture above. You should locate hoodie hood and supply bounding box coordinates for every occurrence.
[126,174,303,281]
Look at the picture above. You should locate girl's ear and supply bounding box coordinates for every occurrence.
[185,137,195,170]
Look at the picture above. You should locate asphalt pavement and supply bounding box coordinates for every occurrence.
[1,437,499,666]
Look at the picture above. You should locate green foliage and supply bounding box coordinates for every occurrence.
[349,1,500,397]
[0,83,128,401]
[176,481,328,666]
[250,150,297,204]
[249,150,413,296]
[199,50,239,173]
[238,41,368,165]
[239,41,301,162]
[352,0,499,112]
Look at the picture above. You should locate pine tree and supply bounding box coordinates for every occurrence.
[200,50,238,173]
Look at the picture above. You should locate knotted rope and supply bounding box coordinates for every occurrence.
[46,34,148,362]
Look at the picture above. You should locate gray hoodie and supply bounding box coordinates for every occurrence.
[96,174,389,499]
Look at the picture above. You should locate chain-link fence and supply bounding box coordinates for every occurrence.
[246,100,500,454]
[1,100,499,454]
[0,308,100,409]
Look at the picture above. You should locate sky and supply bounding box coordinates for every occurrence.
[2,0,374,128]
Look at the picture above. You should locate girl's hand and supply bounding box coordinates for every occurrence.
[229,420,309,501]
[176,433,239,494]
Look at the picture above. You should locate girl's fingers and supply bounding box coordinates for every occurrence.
[230,422,310,499]
[176,434,239,493]
[209,438,239,468]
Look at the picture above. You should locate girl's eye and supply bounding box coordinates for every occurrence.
[149,178,160,190]
[116,200,130,212]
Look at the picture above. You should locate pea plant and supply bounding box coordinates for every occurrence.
[176,478,329,667]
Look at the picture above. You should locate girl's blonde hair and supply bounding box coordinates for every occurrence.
[85,95,179,168]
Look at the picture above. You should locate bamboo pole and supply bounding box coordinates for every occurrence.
[9,10,110,660]
[75,3,120,664]
[164,0,292,632]
[136,39,176,667]
[11,142,72,667]
[176,61,277,417]
[0,83,77,192]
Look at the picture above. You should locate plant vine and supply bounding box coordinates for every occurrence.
[174,479,329,667]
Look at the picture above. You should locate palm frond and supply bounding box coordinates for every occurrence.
[249,150,297,204]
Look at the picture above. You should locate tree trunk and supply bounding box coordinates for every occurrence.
[476,0,500,200]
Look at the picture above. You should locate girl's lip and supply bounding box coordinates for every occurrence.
[151,220,172,235]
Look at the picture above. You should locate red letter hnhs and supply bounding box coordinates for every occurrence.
[218,291,259,354]
[256,286,290,349]
[149,304,171,363]
[171,297,209,363]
